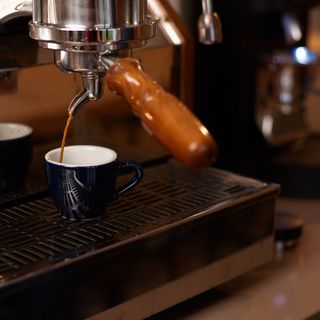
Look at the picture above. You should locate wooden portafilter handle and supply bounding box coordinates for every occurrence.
[106,58,218,167]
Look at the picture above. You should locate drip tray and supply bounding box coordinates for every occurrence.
[0,160,279,320]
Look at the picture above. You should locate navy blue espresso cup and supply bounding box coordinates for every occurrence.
[45,145,143,220]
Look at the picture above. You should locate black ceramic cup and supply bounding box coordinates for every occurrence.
[0,123,33,190]
[45,145,143,220]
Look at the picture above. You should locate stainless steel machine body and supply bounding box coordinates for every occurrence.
[0,2,278,319]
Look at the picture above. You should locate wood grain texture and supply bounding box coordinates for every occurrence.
[106,58,218,167]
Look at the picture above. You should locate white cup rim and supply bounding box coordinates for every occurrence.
[0,122,33,141]
[45,145,118,168]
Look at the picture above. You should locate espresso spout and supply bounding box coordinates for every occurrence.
[68,73,104,116]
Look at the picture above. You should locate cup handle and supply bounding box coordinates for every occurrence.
[115,160,143,198]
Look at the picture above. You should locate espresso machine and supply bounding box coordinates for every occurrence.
[0,1,279,319]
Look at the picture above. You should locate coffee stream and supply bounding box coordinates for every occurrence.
[59,112,74,163]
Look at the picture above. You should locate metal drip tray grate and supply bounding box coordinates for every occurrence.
[0,160,266,286]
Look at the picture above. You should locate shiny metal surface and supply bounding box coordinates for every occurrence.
[68,73,104,115]
[56,53,116,115]
[91,237,274,320]
[54,51,106,73]
[29,18,156,51]
[141,198,320,320]
[29,0,157,73]
[32,0,146,27]
[198,0,222,45]
[29,0,158,115]
[54,50,106,111]
[29,0,156,51]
